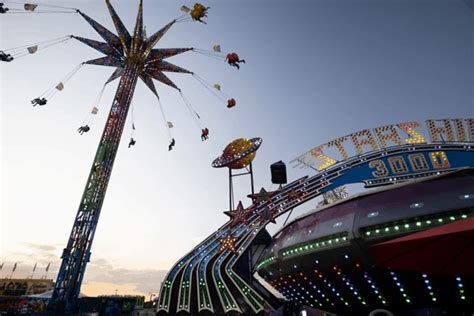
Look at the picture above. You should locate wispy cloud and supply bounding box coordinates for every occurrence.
[21,242,57,252]
[85,259,167,295]
[4,242,168,296]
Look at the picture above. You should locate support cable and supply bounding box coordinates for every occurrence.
[176,15,192,23]
[192,74,228,102]
[179,90,203,130]
[38,63,83,100]
[282,208,294,227]
[6,35,73,59]
[156,96,172,141]
[4,35,72,52]
[192,48,227,61]
[4,1,78,11]
[128,100,137,147]
[82,83,106,126]
[5,10,78,14]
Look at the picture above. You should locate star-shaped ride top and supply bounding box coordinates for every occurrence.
[223,201,253,227]
[74,0,192,97]
[247,187,278,204]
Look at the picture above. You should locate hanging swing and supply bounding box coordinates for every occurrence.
[32,63,84,106]
[1,35,73,62]
[2,1,78,14]
[78,83,107,135]
[192,73,237,109]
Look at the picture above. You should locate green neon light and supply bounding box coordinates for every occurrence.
[361,208,473,240]
[256,233,349,270]
[198,281,212,309]
[159,280,172,308]
[256,256,276,270]
[230,273,264,310]
[281,233,349,258]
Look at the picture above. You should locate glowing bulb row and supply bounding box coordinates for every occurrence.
[390,271,411,304]
[456,276,467,301]
[333,265,367,306]
[421,274,437,303]
[364,272,387,305]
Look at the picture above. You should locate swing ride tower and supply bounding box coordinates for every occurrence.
[3,0,239,312]
[49,1,198,312]
[51,63,139,313]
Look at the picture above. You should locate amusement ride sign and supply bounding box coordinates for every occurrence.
[292,118,473,186]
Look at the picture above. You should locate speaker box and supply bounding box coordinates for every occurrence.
[271,161,287,184]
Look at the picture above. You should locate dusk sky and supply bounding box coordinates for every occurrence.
[1,0,473,297]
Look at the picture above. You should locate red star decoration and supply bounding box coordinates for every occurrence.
[258,207,277,224]
[247,187,278,204]
[223,201,253,227]
[219,234,237,253]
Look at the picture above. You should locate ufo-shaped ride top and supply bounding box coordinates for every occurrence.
[212,137,262,169]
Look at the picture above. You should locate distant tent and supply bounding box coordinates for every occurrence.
[213,84,221,91]
[24,4,38,11]
[91,106,99,114]
[55,82,64,91]
[213,45,221,53]
[27,45,38,54]
[167,121,174,128]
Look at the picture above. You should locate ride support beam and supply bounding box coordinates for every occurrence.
[50,65,139,313]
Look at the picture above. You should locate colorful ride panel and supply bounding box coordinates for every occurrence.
[158,118,474,315]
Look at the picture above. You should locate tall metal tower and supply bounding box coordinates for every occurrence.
[50,1,194,312]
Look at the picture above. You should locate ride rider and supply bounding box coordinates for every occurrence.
[168,138,176,151]
[201,128,209,141]
[0,3,9,14]
[190,3,209,24]
[227,98,236,108]
[78,125,91,135]
[31,98,47,106]
[0,50,13,62]
[225,53,245,70]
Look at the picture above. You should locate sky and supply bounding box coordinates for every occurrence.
[1,0,473,297]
